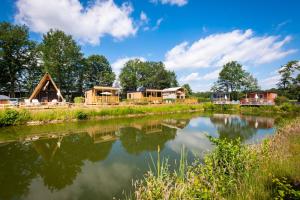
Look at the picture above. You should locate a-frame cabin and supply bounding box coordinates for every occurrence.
[29,73,64,103]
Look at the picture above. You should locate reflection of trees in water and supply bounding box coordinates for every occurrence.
[210,115,257,141]
[36,134,114,191]
[0,143,39,199]
[119,125,176,154]
[0,133,115,197]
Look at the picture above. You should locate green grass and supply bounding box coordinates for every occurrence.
[0,102,299,127]
[130,118,300,200]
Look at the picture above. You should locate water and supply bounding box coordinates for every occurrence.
[0,113,276,200]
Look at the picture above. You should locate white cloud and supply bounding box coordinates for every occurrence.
[150,0,188,6]
[164,29,296,70]
[111,56,146,75]
[259,74,281,89]
[15,0,137,45]
[140,11,148,23]
[180,69,220,82]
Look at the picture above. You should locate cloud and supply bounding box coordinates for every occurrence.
[150,0,188,6]
[259,74,281,89]
[180,69,220,82]
[111,56,146,74]
[15,0,137,45]
[164,29,296,70]
[276,20,291,31]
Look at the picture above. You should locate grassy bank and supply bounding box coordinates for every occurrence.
[0,104,205,126]
[130,118,300,200]
[0,102,299,127]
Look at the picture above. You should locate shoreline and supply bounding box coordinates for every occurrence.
[0,103,299,127]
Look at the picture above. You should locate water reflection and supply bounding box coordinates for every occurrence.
[0,113,276,200]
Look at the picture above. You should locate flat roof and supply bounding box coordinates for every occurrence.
[93,86,119,91]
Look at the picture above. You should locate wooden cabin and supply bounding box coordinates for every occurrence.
[211,92,231,104]
[29,73,64,103]
[240,92,277,105]
[127,87,162,103]
[85,86,119,105]
[0,95,10,105]
[162,87,186,103]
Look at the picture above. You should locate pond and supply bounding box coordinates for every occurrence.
[0,113,277,200]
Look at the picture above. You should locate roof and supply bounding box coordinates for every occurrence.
[92,86,119,91]
[247,91,277,94]
[162,87,183,92]
[0,95,10,100]
[29,73,64,101]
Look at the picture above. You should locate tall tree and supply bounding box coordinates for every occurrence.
[119,59,178,93]
[39,29,83,100]
[212,61,259,100]
[277,60,300,100]
[182,84,192,96]
[0,22,37,97]
[83,55,115,89]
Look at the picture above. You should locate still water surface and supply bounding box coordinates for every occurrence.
[0,113,276,200]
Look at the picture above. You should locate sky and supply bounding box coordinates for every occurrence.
[1,0,300,91]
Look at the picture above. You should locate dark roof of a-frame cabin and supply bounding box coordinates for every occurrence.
[29,73,64,101]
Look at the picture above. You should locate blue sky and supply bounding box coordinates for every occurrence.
[1,0,300,91]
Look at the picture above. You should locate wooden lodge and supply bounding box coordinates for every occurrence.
[85,86,119,105]
[240,91,277,106]
[211,92,231,104]
[29,73,64,104]
[162,87,186,103]
[127,87,162,103]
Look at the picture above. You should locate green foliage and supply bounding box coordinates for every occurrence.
[272,177,300,200]
[133,137,255,199]
[75,111,88,120]
[83,55,115,89]
[0,109,30,126]
[275,96,289,105]
[119,59,178,93]
[277,60,300,101]
[211,61,259,100]
[182,84,192,96]
[0,22,38,97]
[39,29,84,100]
[280,102,293,112]
[74,97,85,104]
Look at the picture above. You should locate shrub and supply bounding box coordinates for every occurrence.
[0,109,21,126]
[203,102,215,111]
[280,103,293,112]
[275,96,289,105]
[75,110,88,120]
[74,96,85,104]
[133,137,255,199]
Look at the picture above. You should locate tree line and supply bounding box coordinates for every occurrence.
[0,22,178,101]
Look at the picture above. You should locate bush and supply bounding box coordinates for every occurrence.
[133,137,255,199]
[74,96,85,104]
[280,103,293,112]
[75,110,88,120]
[275,96,289,105]
[0,109,29,126]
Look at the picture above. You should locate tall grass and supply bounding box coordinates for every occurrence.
[130,118,300,200]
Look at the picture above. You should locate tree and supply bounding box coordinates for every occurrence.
[277,60,300,100]
[39,29,84,100]
[119,59,178,93]
[182,84,192,96]
[83,55,115,89]
[211,61,259,100]
[0,22,38,97]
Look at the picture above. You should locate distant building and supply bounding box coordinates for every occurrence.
[211,92,231,104]
[29,73,64,103]
[85,86,119,105]
[127,87,162,104]
[162,87,186,103]
[240,91,277,105]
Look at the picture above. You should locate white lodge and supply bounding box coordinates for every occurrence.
[162,87,186,101]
